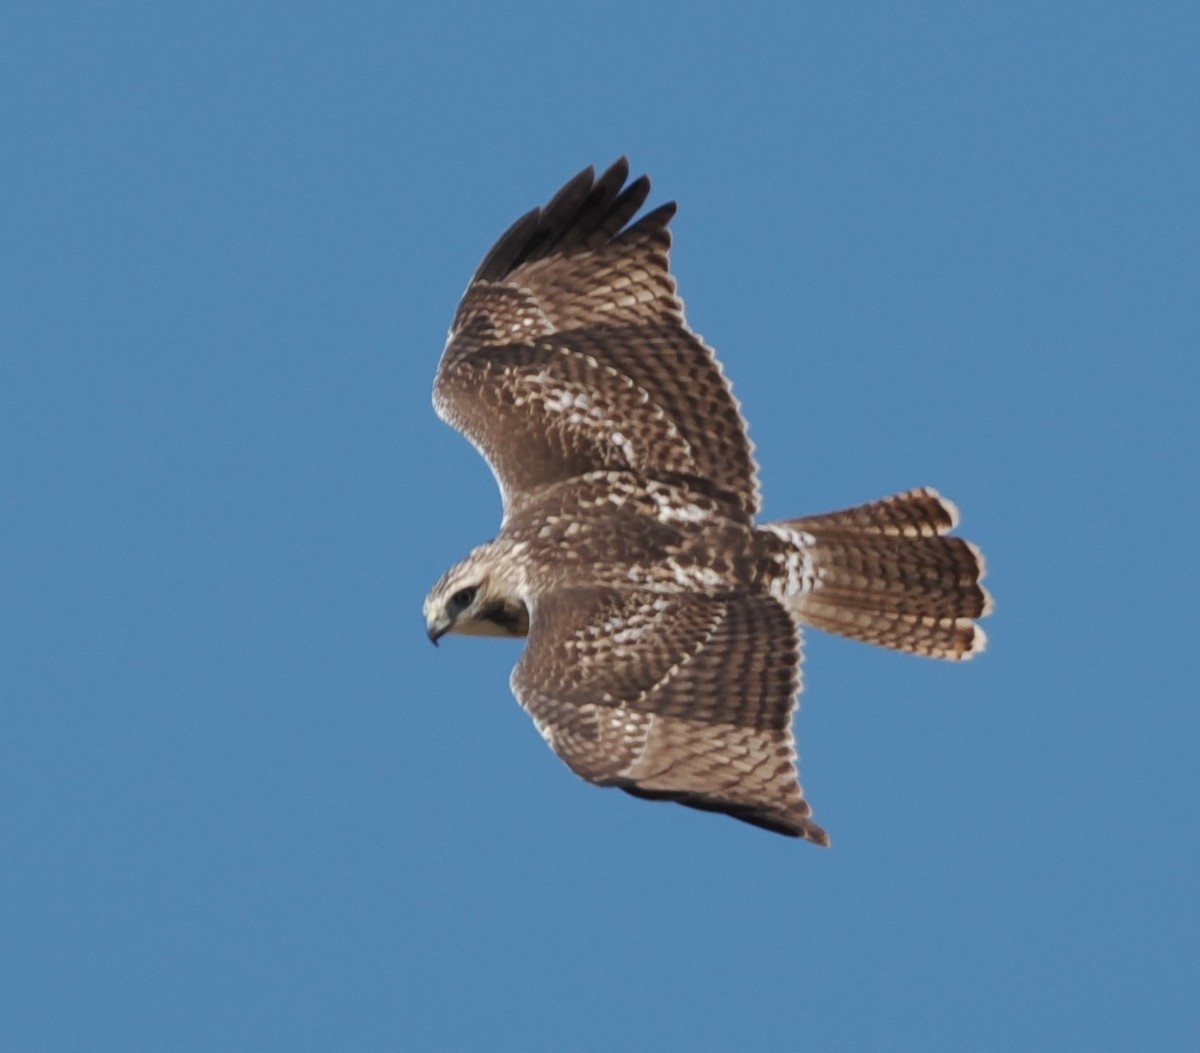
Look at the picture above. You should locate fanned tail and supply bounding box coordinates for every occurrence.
[763,488,992,660]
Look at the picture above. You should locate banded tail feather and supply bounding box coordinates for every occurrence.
[764,488,991,660]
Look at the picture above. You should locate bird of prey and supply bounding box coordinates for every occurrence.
[423,159,990,845]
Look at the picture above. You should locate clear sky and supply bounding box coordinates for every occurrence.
[3,2,1197,1050]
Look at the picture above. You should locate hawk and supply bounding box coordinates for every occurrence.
[423,159,991,845]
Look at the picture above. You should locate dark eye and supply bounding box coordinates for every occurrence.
[448,586,477,614]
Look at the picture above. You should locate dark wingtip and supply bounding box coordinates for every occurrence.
[471,158,671,283]
[599,156,631,186]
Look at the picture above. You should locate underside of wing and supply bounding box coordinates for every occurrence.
[510,588,827,844]
[434,159,760,520]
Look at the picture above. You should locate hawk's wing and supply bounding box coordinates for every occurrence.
[510,588,828,844]
[433,159,760,521]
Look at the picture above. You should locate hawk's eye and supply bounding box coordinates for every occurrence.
[448,586,477,615]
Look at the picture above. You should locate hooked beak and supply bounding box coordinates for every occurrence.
[426,616,450,646]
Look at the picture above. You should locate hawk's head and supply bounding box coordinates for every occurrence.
[423,544,530,645]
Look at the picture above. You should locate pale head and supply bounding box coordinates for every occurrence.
[423,541,530,644]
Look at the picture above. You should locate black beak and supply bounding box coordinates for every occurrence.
[426,622,446,646]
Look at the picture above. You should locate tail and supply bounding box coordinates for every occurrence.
[762,488,992,660]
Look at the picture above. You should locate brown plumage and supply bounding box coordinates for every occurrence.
[424,160,991,845]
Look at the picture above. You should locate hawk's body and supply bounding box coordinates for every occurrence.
[424,160,990,844]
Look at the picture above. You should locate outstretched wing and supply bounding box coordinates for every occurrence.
[433,159,760,521]
[510,588,827,844]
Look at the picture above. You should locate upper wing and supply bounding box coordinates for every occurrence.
[433,159,760,521]
[510,588,828,844]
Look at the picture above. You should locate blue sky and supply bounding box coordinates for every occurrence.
[3,2,1197,1049]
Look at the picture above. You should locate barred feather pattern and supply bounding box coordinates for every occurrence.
[760,488,991,659]
[434,158,761,520]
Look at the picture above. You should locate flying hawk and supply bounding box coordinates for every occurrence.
[423,159,991,845]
